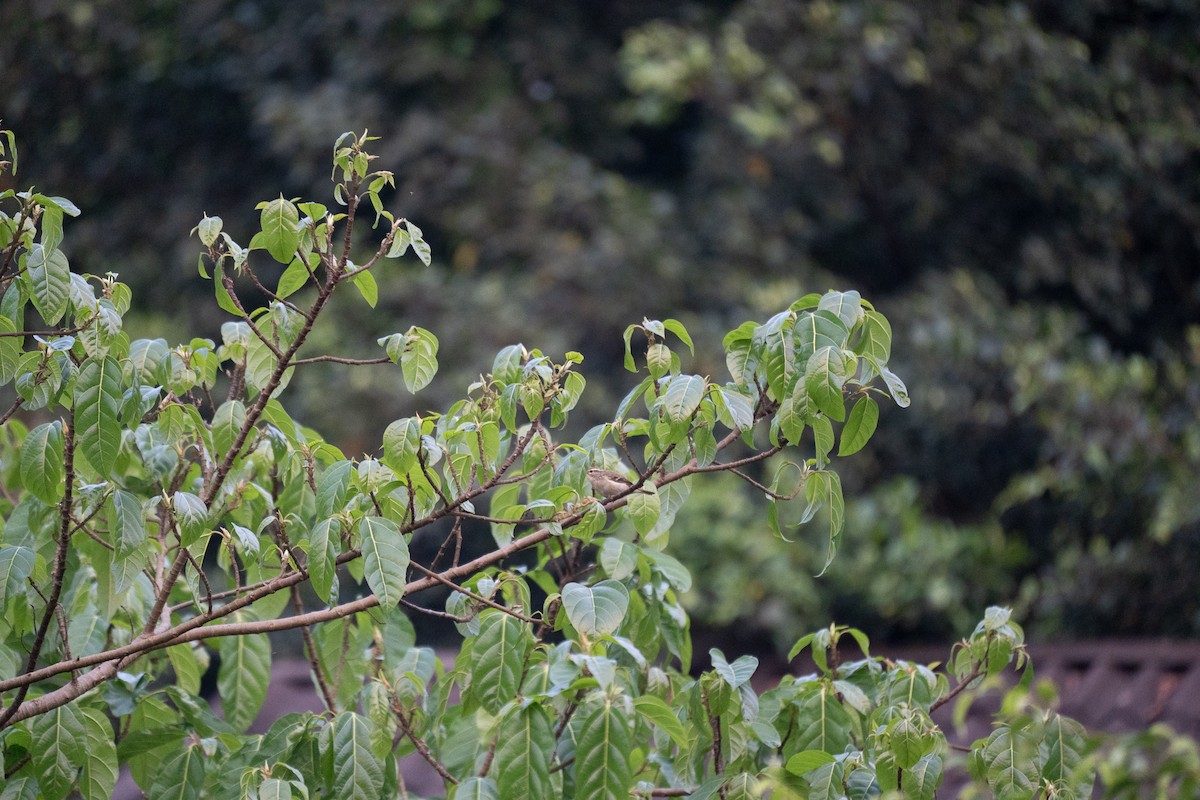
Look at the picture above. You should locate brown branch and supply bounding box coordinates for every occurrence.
[406,561,539,625]
[395,707,458,786]
[0,396,25,425]
[289,354,391,366]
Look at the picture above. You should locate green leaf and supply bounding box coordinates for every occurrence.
[382,417,421,475]
[0,314,20,385]
[907,754,942,800]
[216,623,271,732]
[805,760,847,800]
[74,356,123,477]
[31,701,88,800]
[494,704,554,799]
[838,396,879,457]
[316,459,354,517]
[633,695,691,749]
[812,414,834,468]
[1043,714,1092,794]
[149,741,206,799]
[575,698,635,800]
[626,484,661,536]
[380,326,439,392]
[276,255,312,299]
[196,214,222,247]
[790,685,852,755]
[854,310,892,365]
[804,346,850,422]
[794,310,849,362]
[111,489,146,559]
[172,492,209,547]
[258,196,301,263]
[79,705,118,800]
[715,386,755,431]
[880,366,910,408]
[211,399,245,459]
[662,374,706,423]
[331,712,384,800]
[804,470,845,575]
[562,580,630,638]
[785,750,836,776]
[20,420,64,505]
[723,321,759,387]
[308,518,340,604]
[213,262,243,317]
[662,318,694,353]
[0,545,34,605]
[359,516,409,607]
[405,220,432,266]
[23,244,70,325]
[817,290,862,329]
[450,777,499,800]
[710,648,758,688]
[350,268,378,307]
[470,610,531,714]
[981,723,1042,800]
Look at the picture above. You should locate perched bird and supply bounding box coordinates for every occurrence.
[587,467,650,500]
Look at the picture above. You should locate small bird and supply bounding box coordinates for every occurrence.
[587,467,650,500]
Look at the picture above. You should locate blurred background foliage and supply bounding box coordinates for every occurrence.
[3,0,1199,652]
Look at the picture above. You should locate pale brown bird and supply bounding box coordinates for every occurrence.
[587,468,651,499]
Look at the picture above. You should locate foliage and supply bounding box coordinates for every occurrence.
[3,0,1198,642]
[0,129,1105,798]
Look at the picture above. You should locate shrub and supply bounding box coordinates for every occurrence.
[0,128,1094,799]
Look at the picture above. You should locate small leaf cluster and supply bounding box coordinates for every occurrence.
[0,126,1095,799]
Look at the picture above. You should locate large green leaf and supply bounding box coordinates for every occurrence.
[838,395,879,457]
[982,724,1044,800]
[23,244,70,325]
[853,310,892,364]
[381,326,439,393]
[788,685,852,756]
[1043,714,1092,795]
[469,610,531,714]
[31,701,88,800]
[561,580,630,638]
[308,517,340,604]
[906,754,942,800]
[111,489,146,559]
[626,484,660,536]
[257,196,301,263]
[217,623,271,732]
[0,545,34,605]
[795,309,850,362]
[817,290,862,329]
[359,516,409,607]
[575,699,634,800]
[316,459,353,517]
[75,356,123,477]
[149,741,206,799]
[20,420,64,505]
[804,346,850,422]
[331,712,385,800]
[662,374,706,423]
[211,399,246,459]
[79,705,119,800]
[494,704,554,799]
[382,416,421,475]
[633,695,690,749]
